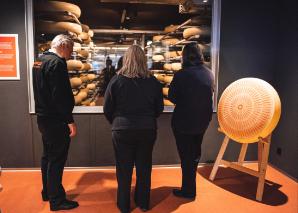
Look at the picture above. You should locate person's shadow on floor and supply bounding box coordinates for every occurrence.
[197,166,288,206]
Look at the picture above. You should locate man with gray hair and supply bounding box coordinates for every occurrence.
[33,34,79,211]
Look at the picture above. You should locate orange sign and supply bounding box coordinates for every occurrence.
[0,34,20,80]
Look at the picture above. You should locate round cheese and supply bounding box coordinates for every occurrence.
[218,78,281,143]
[162,38,179,46]
[35,1,81,18]
[164,76,173,84]
[163,87,169,96]
[87,74,96,81]
[36,20,82,35]
[70,77,82,88]
[87,83,96,90]
[152,55,164,62]
[164,25,179,33]
[67,60,83,71]
[163,63,172,71]
[171,63,182,71]
[164,99,174,106]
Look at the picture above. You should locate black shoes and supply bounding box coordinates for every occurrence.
[172,189,195,199]
[50,199,79,211]
[41,191,49,201]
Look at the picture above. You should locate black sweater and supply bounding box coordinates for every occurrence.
[33,52,75,123]
[168,65,214,134]
[103,74,164,130]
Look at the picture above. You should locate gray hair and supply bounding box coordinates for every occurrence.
[51,34,74,49]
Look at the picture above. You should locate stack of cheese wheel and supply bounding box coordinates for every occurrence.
[67,60,83,71]
[218,78,281,143]
[183,27,211,39]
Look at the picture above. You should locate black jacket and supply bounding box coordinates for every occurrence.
[168,64,214,134]
[103,74,164,130]
[33,51,75,123]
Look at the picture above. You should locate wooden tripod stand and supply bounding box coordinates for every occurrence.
[209,129,272,201]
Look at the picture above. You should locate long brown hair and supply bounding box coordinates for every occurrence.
[118,45,150,78]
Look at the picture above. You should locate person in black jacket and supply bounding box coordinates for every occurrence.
[33,34,79,211]
[168,43,214,199]
[104,45,164,213]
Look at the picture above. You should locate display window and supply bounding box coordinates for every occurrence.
[25,0,221,113]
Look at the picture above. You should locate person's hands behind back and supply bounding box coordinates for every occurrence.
[68,123,77,137]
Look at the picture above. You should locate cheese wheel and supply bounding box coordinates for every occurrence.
[163,88,169,96]
[78,32,89,40]
[81,24,90,33]
[88,30,94,38]
[81,99,92,106]
[87,74,96,81]
[183,27,202,39]
[80,63,92,71]
[171,63,182,71]
[77,91,88,100]
[70,77,82,88]
[164,25,179,33]
[152,55,164,62]
[83,36,92,44]
[164,51,177,58]
[74,95,82,105]
[67,60,83,71]
[35,1,81,18]
[36,20,82,35]
[90,101,96,106]
[77,49,89,58]
[162,38,179,46]
[80,87,90,93]
[80,75,89,83]
[164,99,174,106]
[153,35,164,42]
[87,83,96,90]
[155,74,165,82]
[73,42,81,51]
[163,63,172,71]
[164,76,173,83]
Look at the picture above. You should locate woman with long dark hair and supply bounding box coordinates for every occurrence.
[104,45,164,213]
[168,43,214,199]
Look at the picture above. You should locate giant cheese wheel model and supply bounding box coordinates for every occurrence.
[67,60,83,71]
[36,20,82,35]
[35,1,81,18]
[163,87,169,96]
[164,76,173,84]
[70,77,82,88]
[152,55,164,62]
[171,63,182,71]
[218,78,281,143]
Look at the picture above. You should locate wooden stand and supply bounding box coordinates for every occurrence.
[209,130,272,201]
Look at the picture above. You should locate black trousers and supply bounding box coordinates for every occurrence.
[37,116,70,206]
[173,130,205,196]
[112,130,156,213]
